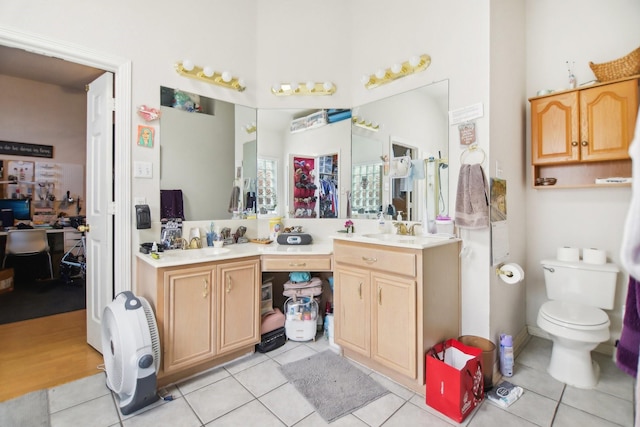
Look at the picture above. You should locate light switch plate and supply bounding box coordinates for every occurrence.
[134,161,153,178]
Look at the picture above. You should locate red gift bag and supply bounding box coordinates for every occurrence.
[425,338,484,423]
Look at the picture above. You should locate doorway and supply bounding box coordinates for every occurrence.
[0,28,132,351]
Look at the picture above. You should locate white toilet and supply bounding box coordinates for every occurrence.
[536,258,619,389]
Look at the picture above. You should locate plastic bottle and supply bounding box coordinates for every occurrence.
[500,334,514,377]
[377,212,386,232]
[151,241,158,253]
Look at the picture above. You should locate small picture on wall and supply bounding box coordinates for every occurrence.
[137,125,155,148]
[490,177,507,222]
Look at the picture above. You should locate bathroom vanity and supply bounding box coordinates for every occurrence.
[135,234,460,393]
[332,234,461,393]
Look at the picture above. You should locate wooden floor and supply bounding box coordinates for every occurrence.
[0,309,104,402]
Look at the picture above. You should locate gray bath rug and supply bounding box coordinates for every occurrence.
[0,389,50,426]
[279,350,388,422]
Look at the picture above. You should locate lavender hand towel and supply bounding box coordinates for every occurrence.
[616,275,640,377]
[455,164,489,229]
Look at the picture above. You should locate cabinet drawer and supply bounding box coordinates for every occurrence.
[261,255,332,272]
[334,241,416,277]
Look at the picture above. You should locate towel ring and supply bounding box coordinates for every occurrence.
[460,144,486,165]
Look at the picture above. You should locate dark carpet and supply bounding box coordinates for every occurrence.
[0,277,85,325]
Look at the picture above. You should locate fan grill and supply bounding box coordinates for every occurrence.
[140,297,161,372]
[103,307,124,392]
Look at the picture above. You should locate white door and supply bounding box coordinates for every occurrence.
[85,72,115,352]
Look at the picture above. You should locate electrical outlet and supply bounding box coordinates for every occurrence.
[134,161,152,178]
[134,197,146,206]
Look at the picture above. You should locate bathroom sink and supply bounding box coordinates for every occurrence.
[362,233,416,242]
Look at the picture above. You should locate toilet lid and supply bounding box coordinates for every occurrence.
[540,301,609,329]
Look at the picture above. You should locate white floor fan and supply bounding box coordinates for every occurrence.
[101,291,161,415]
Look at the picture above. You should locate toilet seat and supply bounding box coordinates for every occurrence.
[539,300,609,330]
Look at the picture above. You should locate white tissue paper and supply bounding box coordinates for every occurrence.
[557,246,580,262]
[498,263,525,284]
[583,248,606,264]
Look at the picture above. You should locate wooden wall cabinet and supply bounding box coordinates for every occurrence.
[333,239,460,393]
[530,76,638,188]
[136,256,260,386]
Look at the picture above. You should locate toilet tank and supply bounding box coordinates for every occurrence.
[540,259,619,310]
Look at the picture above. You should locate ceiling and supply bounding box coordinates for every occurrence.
[0,45,104,90]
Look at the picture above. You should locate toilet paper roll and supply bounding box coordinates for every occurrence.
[583,248,606,265]
[557,246,580,262]
[498,263,525,284]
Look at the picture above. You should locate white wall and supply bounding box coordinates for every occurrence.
[525,0,640,346]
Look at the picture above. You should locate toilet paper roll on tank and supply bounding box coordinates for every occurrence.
[556,246,580,262]
[555,246,607,264]
[582,248,607,264]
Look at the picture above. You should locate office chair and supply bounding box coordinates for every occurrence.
[2,229,54,279]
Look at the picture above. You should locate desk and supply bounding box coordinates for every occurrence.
[0,227,82,278]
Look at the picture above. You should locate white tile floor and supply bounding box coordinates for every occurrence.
[45,335,635,426]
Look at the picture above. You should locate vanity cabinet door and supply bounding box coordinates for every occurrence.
[370,272,417,379]
[334,265,371,357]
[217,258,261,354]
[163,265,216,374]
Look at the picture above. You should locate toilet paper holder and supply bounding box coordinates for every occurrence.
[495,266,513,277]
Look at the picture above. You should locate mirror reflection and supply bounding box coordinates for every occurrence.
[159,87,256,220]
[256,109,351,218]
[159,80,448,222]
[351,80,449,224]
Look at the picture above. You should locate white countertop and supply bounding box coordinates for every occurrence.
[331,232,459,250]
[136,241,334,268]
[136,232,459,268]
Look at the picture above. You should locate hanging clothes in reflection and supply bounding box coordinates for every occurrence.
[319,175,338,218]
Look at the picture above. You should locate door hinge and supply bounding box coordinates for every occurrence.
[108,97,116,111]
[108,201,117,215]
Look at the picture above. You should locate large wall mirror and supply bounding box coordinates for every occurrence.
[159,87,256,220]
[351,80,449,224]
[159,80,448,223]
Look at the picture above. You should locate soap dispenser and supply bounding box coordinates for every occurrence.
[377,212,386,232]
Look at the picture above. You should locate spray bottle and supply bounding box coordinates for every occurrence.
[500,334,514,377]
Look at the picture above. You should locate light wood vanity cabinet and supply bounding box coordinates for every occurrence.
[529,76,638,188]
[261,254,333,272]
[136,256,260,386]
[333,239,460,393]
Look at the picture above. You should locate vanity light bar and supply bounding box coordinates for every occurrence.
[175,60,246,92]
[352,116,379,132]
[362,54,431,89]
[271,82,336,96]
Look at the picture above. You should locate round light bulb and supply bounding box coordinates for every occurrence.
[272,83,281,93]
[182,59,194,71]
[202,66,214,77]
[290,82,299,92]
[360,75,370,85]
[306,81,315,91]
[221,71,232,83]
[237,78,246,88]
[391,63,402,74]
[323,82,333,91]
[375,69,385,79]
[409,55,421,67]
